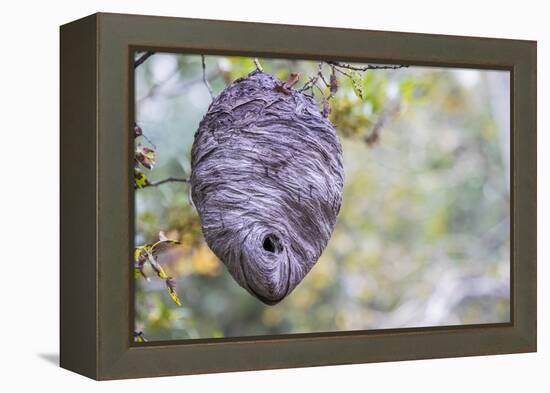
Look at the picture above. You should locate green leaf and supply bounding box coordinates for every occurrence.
[351,72,364,101]
[134,168,148,188]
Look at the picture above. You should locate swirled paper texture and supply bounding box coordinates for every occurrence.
[191,70,344,304]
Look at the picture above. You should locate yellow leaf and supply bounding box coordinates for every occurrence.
[134,331,147,342]
[134,168,148,188]
[134,246,146,261]
[166,285,181,306]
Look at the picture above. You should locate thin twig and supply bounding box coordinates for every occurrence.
[139,133,157,149]
[332,66,353,79]
[133,331,147,343]
[253,58,264,72]
[299,62,333,93]
[299,75,318,92]
[312,82,327,99]
[317,62,330,87]
[299,60,407,123]
[299,66,323,92]
[134,52,155,68]
[327,61,408,72]
[134,123,157,149]
[138,176,190,189]
[201,55,215,100]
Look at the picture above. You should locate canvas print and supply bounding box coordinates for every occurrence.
[132,51,510,342]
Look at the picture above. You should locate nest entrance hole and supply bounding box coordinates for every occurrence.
[262,234,283,254]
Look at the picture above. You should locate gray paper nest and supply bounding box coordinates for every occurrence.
[191,70,344,305]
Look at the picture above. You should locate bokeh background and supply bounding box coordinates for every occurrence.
[134,53,510,341]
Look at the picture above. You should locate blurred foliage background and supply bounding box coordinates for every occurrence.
[134,53,510,341]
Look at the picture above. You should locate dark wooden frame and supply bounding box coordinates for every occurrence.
[60,12,537,380]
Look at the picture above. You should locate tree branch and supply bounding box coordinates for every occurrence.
[300,63,327,93]
[201,55,215,100]
[138,176,190,189]
[134,51,155,68]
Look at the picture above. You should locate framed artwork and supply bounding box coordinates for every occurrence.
[60,13,537,380]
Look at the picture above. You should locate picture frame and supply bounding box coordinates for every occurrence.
[60,12,537,380]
